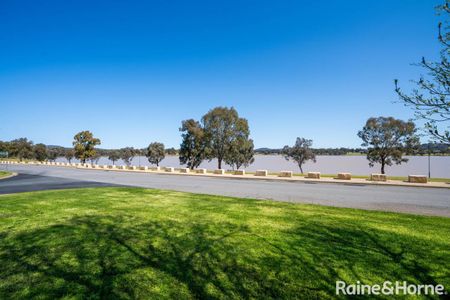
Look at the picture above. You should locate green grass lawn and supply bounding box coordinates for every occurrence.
[0,170,11,178]
[0,187,449,299]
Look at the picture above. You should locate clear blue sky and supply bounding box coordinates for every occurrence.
[0,0,444,148]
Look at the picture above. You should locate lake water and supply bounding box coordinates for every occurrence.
[57,155,450,178]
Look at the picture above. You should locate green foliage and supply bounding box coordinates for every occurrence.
[47,149,59,162]
[179,119,208,169]
[180,107,255,170]
[33,143,48,162]
[0,187,448,299]
[89,152,101,165]
[358,117,420,174]
[146,142,165,166]
[0,141,10,153]
[119,147,136,166]
[108,150,121,165]
[395,1,450,143]
[282,137,316,173]
[202,107,254,169]
[0,171,11,178]
[165,147,178,155]
[8,138,34,161]
[72,131,101,164]
[225,136,255,170]
[64,149,75,163]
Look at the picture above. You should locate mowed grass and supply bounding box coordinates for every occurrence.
[0,171,11,178]
[0,188,449,299]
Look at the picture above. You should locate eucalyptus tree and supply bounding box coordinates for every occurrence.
[358,117,420,174]
[120,147,137,166]
[73,131,101,164]
[179,119,208,169]
[202,107,253,169]
[225,136,255,170]
[33,143,48,162]
[64,149,75,163]
[47,149,59,162]
[9,138,34,161]
[282,137,316,174]
[108,151,121,165]
[146,142,165,167]
[89,152,101,165]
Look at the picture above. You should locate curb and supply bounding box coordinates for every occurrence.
[0,172,18,181]
[71,165,450,189]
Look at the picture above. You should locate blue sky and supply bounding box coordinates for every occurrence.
[0,0,444,148]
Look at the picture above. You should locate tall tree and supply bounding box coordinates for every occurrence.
[64,149,75,163]
[395,1,450,143]
[120,147,136,166]
[225,136,255,170]
[282,137,316,174]
[108,151,121,165]
[146,142,165,167]
[179,119,208,169]
[47,149,59,162]
[9,138,34,161]
[89,152,101,165]
[0,141,9,153]
[358,117,420,174]
[73,131,101,164]
[33,143,48,162]
[202,106,252,169]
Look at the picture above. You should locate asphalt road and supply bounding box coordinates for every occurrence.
[1,164,450,217]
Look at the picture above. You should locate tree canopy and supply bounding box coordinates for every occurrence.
[146,142,165,167]
[9,138,34,161]
[120,147,137,166]
[64,149,75,163]
[108,151,121,165]
[358,117,420,174]
[33,143,48,162]
[179,119,208,169]
[202,107,254,169]
[72,131,101,164]
[225,136,255,170]
[282,138,316,174]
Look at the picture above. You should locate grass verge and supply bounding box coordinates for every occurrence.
[0,187,449,299]
[0,171,11,179]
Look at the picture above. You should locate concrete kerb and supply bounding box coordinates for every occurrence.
[0,172,18,180]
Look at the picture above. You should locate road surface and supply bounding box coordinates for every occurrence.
[1,164,449,217]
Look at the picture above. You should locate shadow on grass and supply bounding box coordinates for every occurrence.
[0,215,448,299]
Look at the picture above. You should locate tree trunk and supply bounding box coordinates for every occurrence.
[299,164,303,174]
[381,158,385,174]
[218,158,222,169]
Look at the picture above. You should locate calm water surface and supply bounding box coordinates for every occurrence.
[57,155,450,178]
